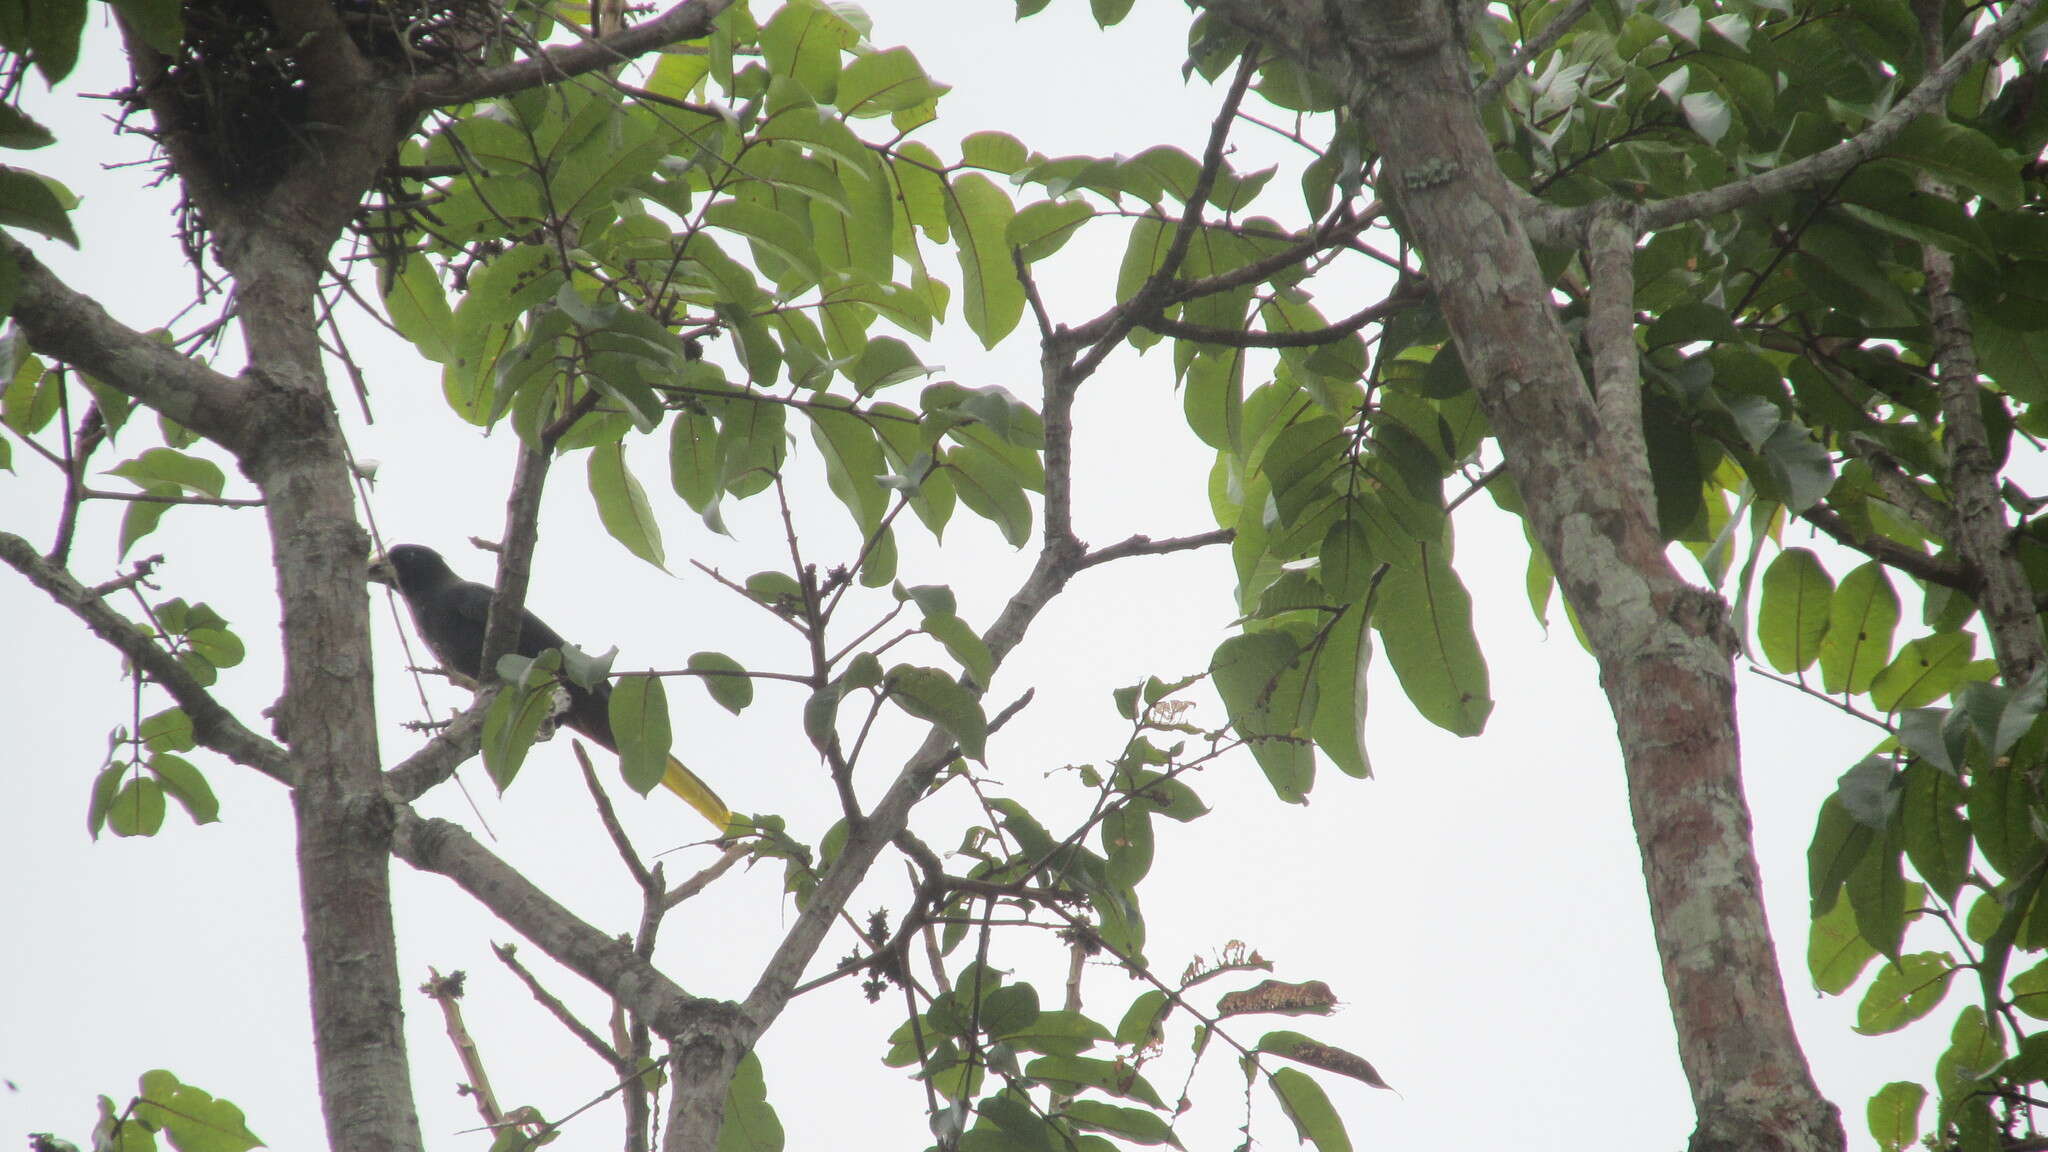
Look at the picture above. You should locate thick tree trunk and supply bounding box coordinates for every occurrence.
[1199,3,1844,1149]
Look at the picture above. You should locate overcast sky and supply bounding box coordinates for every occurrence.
[0,3,1964,1150]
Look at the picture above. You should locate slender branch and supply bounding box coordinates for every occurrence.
[421,969,515,1134]
[391,805,739,1042]
[480,444,553,684]
[82,487,266,508]
[410,0,739,107]
[1626,0,2044,232]
[493,943,630,1072]
[660,843,749,911]
[1134,288,1417,348]
[1070,51,1260,379]
[1474,0,1596,105]
[576,741,657,893]
[1076,529,1234,571]
[0,531,293,784]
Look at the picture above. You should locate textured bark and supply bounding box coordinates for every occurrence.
[1913,0,2047,685]
[1196,2,1843,1149]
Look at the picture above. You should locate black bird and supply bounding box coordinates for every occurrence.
[367,543,729,829]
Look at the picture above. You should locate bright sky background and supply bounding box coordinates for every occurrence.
[0,3,1960,1150]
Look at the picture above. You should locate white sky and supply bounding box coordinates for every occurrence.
[0,3,1954,1150]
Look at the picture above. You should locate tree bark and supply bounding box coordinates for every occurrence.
[1197,2,1844,1149]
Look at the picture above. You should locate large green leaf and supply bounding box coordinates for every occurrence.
[1211,629,1316,802]
[1374,541,1490,737]
[943,172,1023,347]
[608,673,672,795]
[1758,547,1833,674]
[588,442,667,570]
[1818,561,1899,695]
[1266,1067,1350,1152]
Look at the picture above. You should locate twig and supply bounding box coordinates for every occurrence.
[1076,529,1233,571]
[81,487,265,508]
[576,741,656,892]
[493,943,630,1071]
[660,843,749,911]
[421,968,516,1133]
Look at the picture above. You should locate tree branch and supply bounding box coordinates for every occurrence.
[0,531,294,783]
[1077,528,1235,571]
[1473,0,1596,106]
[409,0,739,107]
[0,235,265,457]
[1797,504,1973,591]
[1584,204,1656,510]
[1135,288,1417,348]
[382,693,495,800]
[1630,0,2042,232]
[389,804,739,1043]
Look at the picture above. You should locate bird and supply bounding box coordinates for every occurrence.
[366,543,730,831]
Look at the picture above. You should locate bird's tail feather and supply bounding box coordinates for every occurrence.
[662,756,731,832]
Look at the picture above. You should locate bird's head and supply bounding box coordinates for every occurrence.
[366,544,457,596]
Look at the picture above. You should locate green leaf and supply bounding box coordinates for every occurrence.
[923,613,994,686]
[1818,561,1899,695]
[1899,762,1969,905]
[588,442,667,570]
[1115,991,1171,1049]
[107,777,167,837]
[87,762,125,840]
[1809,795,1873,917]
[1759,547,1833,674]
[1266,1067,1351,1152]
[1026,1055,1165,1109]
[758,0,847,102]
[25,0,86,85]
[1870,634,1975,712]
[838,46,945,117]
[0,165,77,245]
[1211,629,1316,802]
[1888,116,2023,210]
[482,676,556,791]
[1007,199,1094,262]
[609,673,672,794]
[133,1070,262,1152]
[946,443,1032,546]
[689,651,754,714]
[1062,1100,1180,1148]
[887,664,988,759]
[1374,541,1491,736]
[1866,1082,1926,1152]
[943,172,1024,348]
[383,258,455,363]
[1256,1031,1391,1089]
[147,754,220,825]
[1310,607,1371,779]
[1759,421,1834,514]
[107,448,227,497]
[669,405,725,514]
[0,103,55,150]
[1808,877,1879,995]
[141,707,196,753]
[1854,952,1954,1035]
[1103,804,1154,887]
[1182,347,1244,452]
[1845,819,1908,960]
[718,1050,783,1152]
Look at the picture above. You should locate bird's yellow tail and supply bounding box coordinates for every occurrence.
[662,756,731,832]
